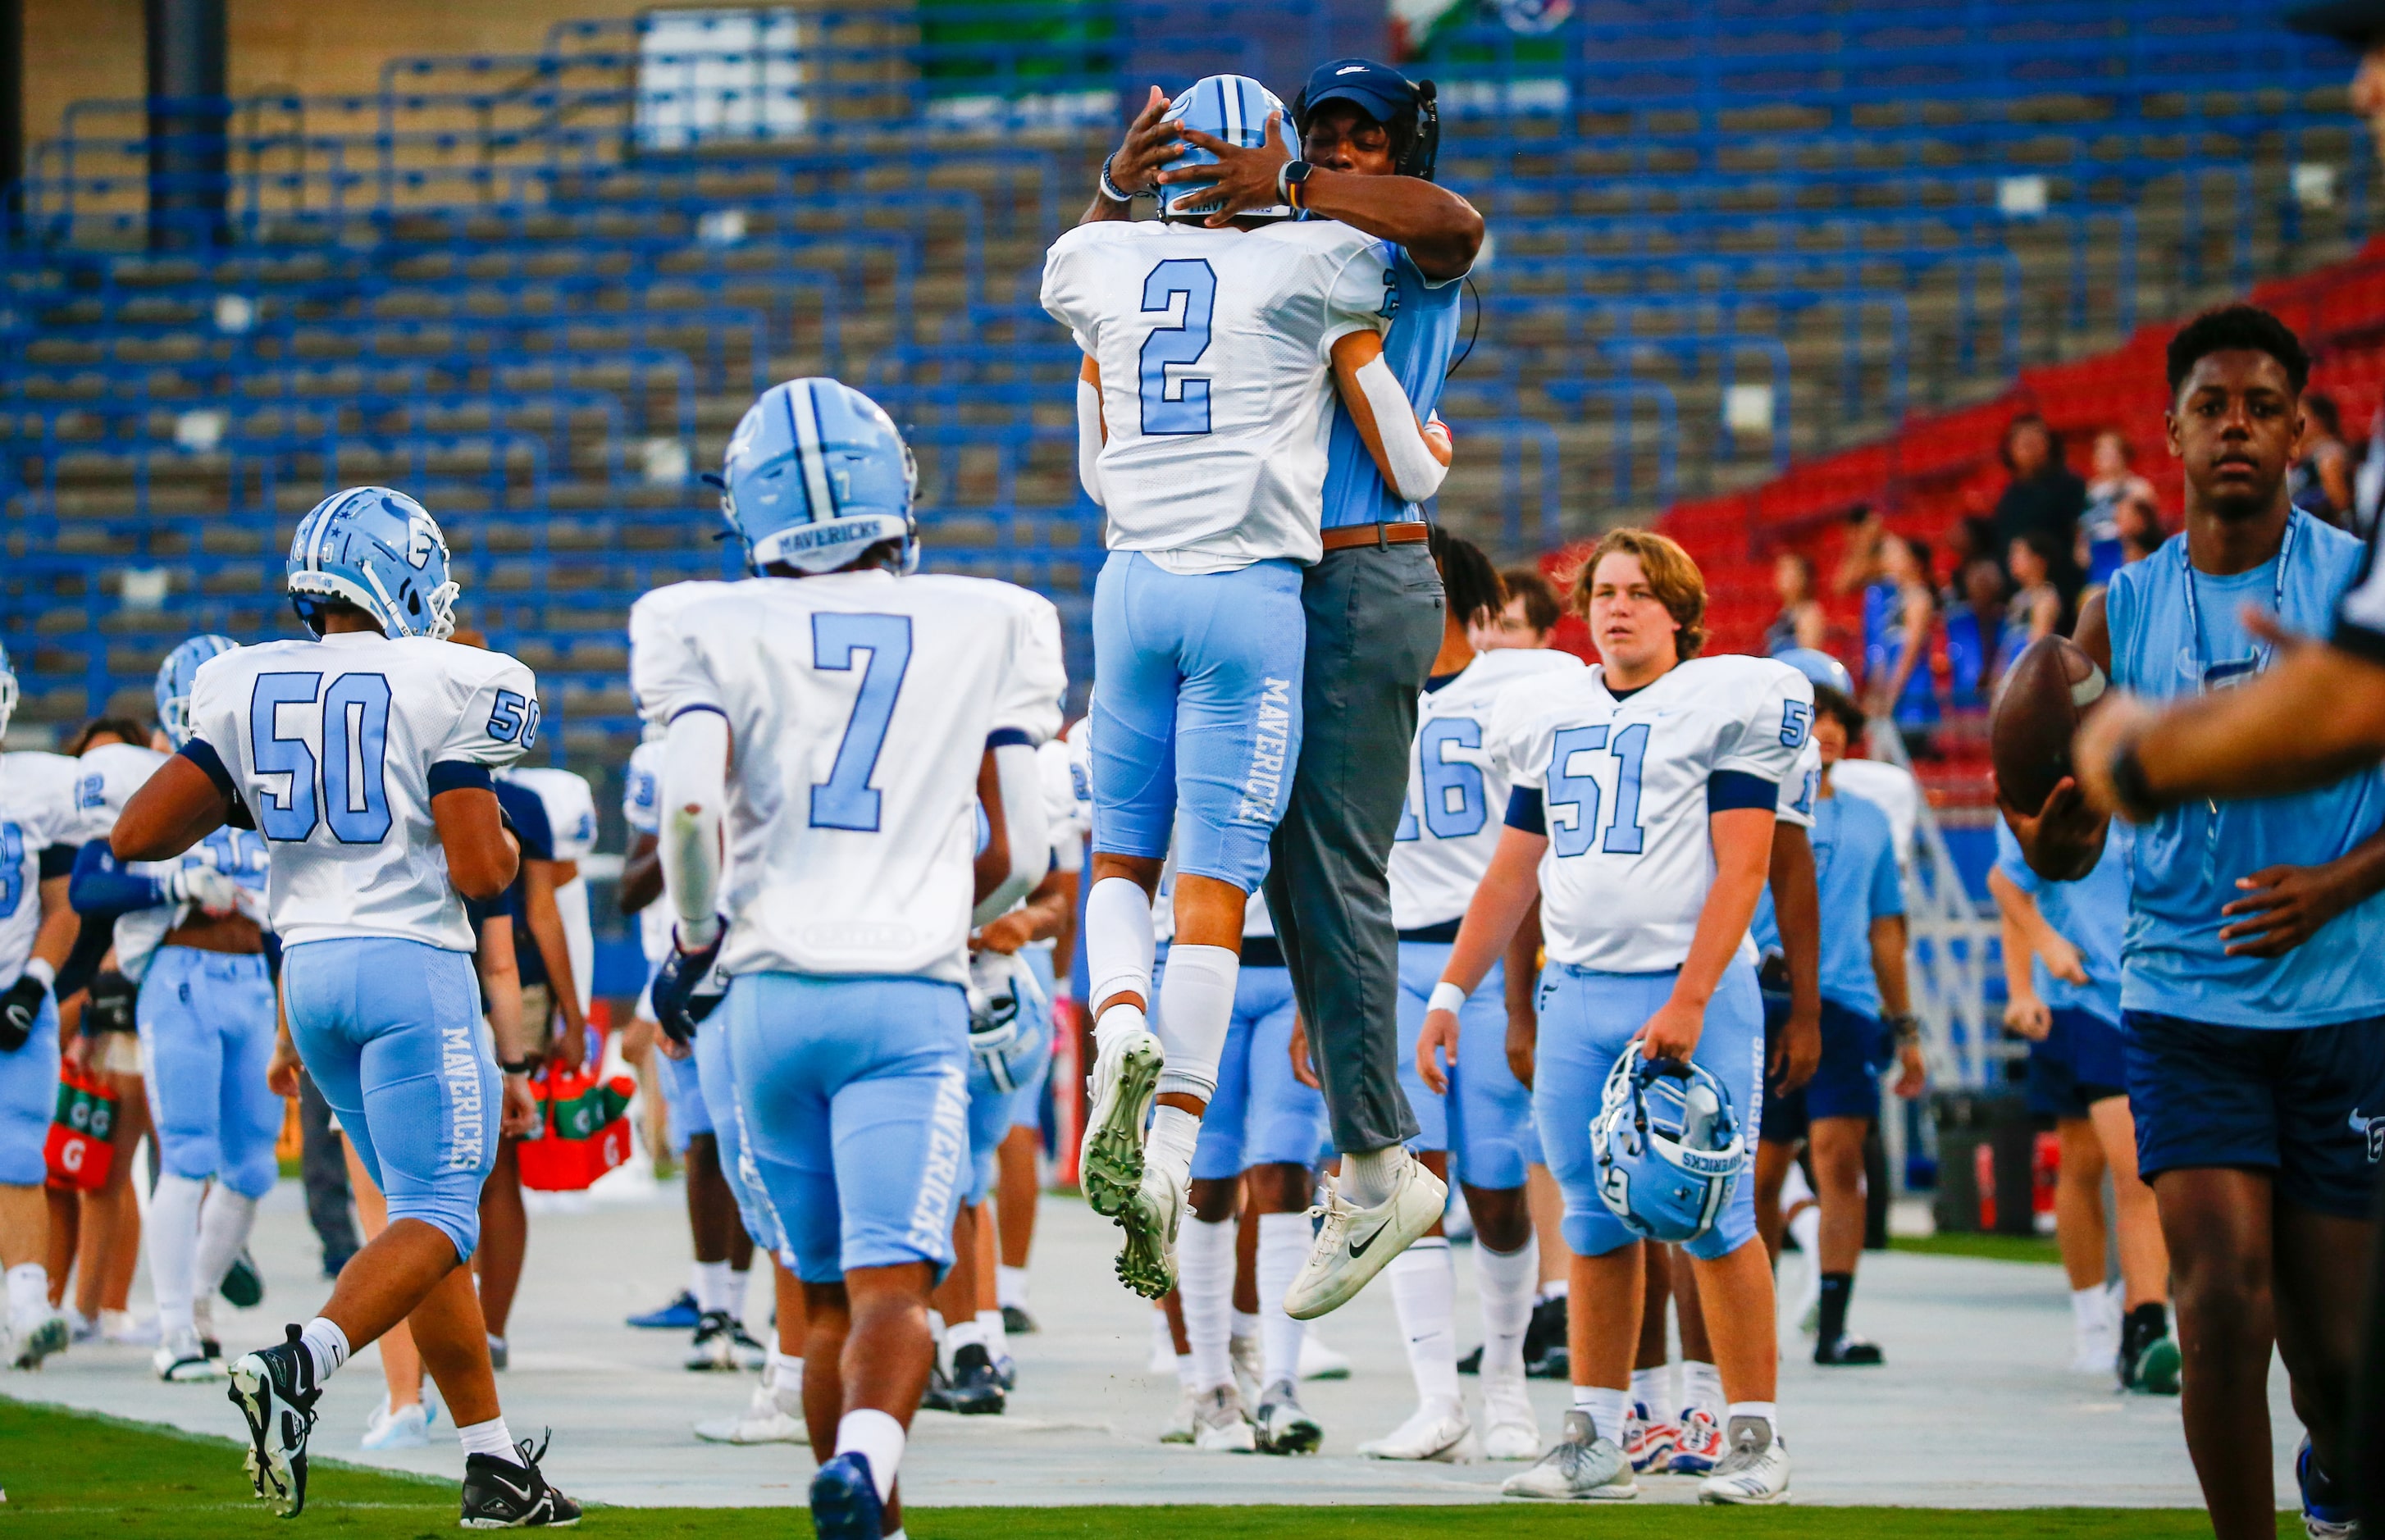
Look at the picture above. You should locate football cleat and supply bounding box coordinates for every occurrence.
[685,1310,742,1372]
[809,1451,882,1540]
[226,1324,321,1518]
[1283,1159,1448,1321]
[1357,1398,1478,1463]
[1158,1387,1199,1445]
[627,1291,704,1331]
[1622,1402,1680,1474]
[695,1378,809,1445]
[1001,1304,1038,1336]
[2298,1437,2357,1539]
[154,1329,225,1383]
[728,1319,770,1371]
[2117,1304,2181,1396]
[460,1432,581,1529]
[1697,1416,1792,1506]
[1813,1333,1884,1366]
[8,1311,69,1371]
[1669,1407,1724,1474]
[220,1250,265,1310]
[940,1343,1008,1415]
[1523,1295,1570,1378]
[1080,1023,1164,1222]
[1113,1157,1183,1301]
[1480,1374,1541,1460]
[1191,1384,1257,1453]
[1254,1380,1322,1456]
[1500,1410,1636,1500]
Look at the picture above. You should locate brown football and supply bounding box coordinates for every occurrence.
[1990,634,2107,816]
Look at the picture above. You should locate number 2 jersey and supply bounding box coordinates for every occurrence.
[1041,218,1393,571]
[184,632,540,951]
[1491,654,1814,973]
[629,570,1065,987]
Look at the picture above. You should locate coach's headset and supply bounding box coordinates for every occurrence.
[1289,58,1440,183]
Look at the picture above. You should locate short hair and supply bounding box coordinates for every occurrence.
[1999,412,2059,472]
[2166,303,2310,399]
[1429,526,1505,631]
[69,716,150,754]
[1499,567,1562,635]
[1574,528,1708,660]
[1812,684,1867,740]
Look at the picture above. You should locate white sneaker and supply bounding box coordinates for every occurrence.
[8,1310,69,1371]
[1191,1384,1257,1453]
[1254,1380,1323,1456]
[1480,1374,1541,1460]
[695,1378,809,1445]
[153,1330,224,1383]
[1158,1386,1199,1445]
[1698,1416,1792,1505]
[101,1310,157,1346]
[2071,1316,2121,1375]
[1296,1330,1351,1381]
[1080,1021,1164,1223]
[1283,1160,1448,1321]
[1358,1397,1478,1462]
[1113,1156,1184,1300]
[1501,1410,1637,1500]
[360,1397,431,1451]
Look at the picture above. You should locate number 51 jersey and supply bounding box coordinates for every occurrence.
[185,632,540,950]
[629,570,1065,987]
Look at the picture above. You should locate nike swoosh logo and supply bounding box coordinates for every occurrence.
[482,1475,535,1504]
[1338,64,1368,73]
[1347,1217,1391,1259]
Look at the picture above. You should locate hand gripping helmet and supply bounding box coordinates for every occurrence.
[1590,1044,1748,1245]
[721,378,918,576]
[1156,75,1302,221]
[286,486,459,640]
[0,640,17,742]
[155,635,239,748]
[1772,645,1854,698]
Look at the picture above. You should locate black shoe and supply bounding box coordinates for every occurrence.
[226,1324,321,1518]
[922,1359,958,1412]
[220,1249,264,1309]
[1520,1294,1566,1371]
[202,1337,222,1360]
[1001,1304,1038,1336]
[460,1431,581,1528]
[685,1311,738,1371]
[321,1249,354,1281]
[942,1342,1007,1415]
[1527,1343,1571,1380]
[729,1319,769,1369]
[1455,1344,1482,1376]
[1814,1333,1885,1366]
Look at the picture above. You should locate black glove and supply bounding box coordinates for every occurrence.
[0,975,48,1053]
[650,921,727,1047]
[84,971,138,1037]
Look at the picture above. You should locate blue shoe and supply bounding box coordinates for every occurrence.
[809,1451,883,1540]
[627,1291,702,1331]
[2296,1437,2356,1538]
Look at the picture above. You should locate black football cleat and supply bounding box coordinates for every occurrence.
[226,1324,321,1517]
[460,1430,581,1529]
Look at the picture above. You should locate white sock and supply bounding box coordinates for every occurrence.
[1538,1278,1569,1302]
[1231,1307,1259,1346]
[1683,1360,1723,1419]
[194,1186,259,1301]
[1787,1202,1822,1309]
[1255,1211,1308,1387]
[1577,1385,1630,1445]
[974,1308,1008,1362]
[1149,1306,1174,1366]
[299,1318,350,1383]
[1085,877,1157,1020]
[727,1266,752,1326]
[1387,1237,1460,1407]
[837,1408,905,1502]
[456,1415,517,1461]
[2073,1284,2112,1335]
[769,1347,805,1415]
[996,1264,1030,1311]
[945,1317,982,1358]
[6,1262,50,1327]
[1475,1237,1538,1380]
[1147,1105,1201,1191]
[1179,1215,1236,1392]
[1153,943,1235,1103]
[695,1260,732,1314]
[1726,1401,1778,1441]
[1174,1351,1200,1391]
[148,1172,207,1339]
[1631,1364,1674,1416]
[1341,1146,1405,1209]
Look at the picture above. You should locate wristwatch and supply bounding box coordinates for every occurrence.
[1279,159,1316,210]
[1886,1014,1921,1046]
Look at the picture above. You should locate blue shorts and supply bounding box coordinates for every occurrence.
[727,973,972,1285]
[1090,552,1307,892]
[1397,944,1535,1191]
[2124,1009,2385,1219]
[968,975,1052,1205]
[2027,1007,2128,1120]
[283,939,497,1263]
[138,947,280,1199]
[0,993,59,1187]
[1191,964,1330,1180]
[659,1046,712,1148]
[1532,961,1764,1262]
[1760,996,1887,1141]
[694,1010,785,1255]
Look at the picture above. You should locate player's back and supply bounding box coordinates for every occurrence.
[629,571,1057,986]
[502,766,597,863]
[185,631,538,950]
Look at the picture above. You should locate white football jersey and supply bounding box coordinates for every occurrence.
[1391,647,1585,931]
[1041,218,1393,571]
[186,632,538,951]
[503,767,597,863]
[630,571,1065,986]
[1777,738,1822,832]
[0,754,83,987]
[1830,756,1921,868]
[622,739,672,964]
[1038,734,1091,876]
[67,742,170,841]
[1490,654,1814,973]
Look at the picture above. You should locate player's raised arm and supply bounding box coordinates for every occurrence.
[1329,329,1450,507]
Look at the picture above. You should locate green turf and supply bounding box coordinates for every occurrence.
[0,1396,2293,1537]
[1889,1231,2064,1265]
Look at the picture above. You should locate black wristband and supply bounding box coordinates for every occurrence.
[500,1059,532,1076]
[1886,1013,1921,1044]
[2109,737,2164,822]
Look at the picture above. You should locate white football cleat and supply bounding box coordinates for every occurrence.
[1113,1156,1184,1300]
[1190,1384,1257,1453]
[695,1377,809,1445]
[360,1397,431,1451]
[1158,1386,1199,1445]
[1254,1380,1323,1456]
[1480,1374,1540,1460]
[1698,1417,1793,1506]
[1501,1410,1637,1500]
[1296,1330,1350,1381]
[7,1310,68,1371]
[154,1329,225,1383]
[1080,1021,1164,1223]
[1357,1397,1478,1463]
[1283,1159,1448,1321]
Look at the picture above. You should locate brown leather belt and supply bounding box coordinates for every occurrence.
[1319,520,1430,553]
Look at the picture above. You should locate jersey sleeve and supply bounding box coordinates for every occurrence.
[1316,235,1394,363]
[1776,740,1822,828]
[1039,230,1096,353]
[1712,665,1815,806]
[622,746,662,836]
[988,594,1067,748]
[436,651,540,772]
[628,585,726,726]
[182,654,253,819]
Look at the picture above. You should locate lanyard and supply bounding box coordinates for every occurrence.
[2178,514,2293,689]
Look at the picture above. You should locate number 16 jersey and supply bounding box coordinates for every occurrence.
[185,632,540,951]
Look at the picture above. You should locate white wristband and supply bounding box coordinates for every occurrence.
[21,959,56,992]
[1427,981,1467,1017]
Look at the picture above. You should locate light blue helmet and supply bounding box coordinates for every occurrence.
[1772,645,1854,698]
[1156,74,1301,221]
[721,378,917,576]
[1589,1044,1747,1245]
[0,640,16,740]
[286,486,459,640]
[155,635,238,748]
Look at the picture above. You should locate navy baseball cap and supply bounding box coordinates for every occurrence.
[1297,58,1422,130]
[2285,0,2385,43]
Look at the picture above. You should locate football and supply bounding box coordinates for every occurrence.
[1990,634,2108,815]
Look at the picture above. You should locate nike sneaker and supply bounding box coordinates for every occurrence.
[362,1397,432,1451]
[2117,1302,2181,1396]
[1813,1333,1884,1366]
[627,1290,703,1331]
[1523,1295,1570,1379]
[1283,1159,1448,1321]
[1500,1409,1636,1500]
[227,1324,321,1517]
[941,1342,1007,1415]
[1480,1374,1540,1460]
[1622,1402,1679,1474]
[1669,1406,1724,1474]
[1254,1380,1322,1455]
[460,1432,581,1529]
[1357,1397,1478,1462]
[1191,1383,1257,1453]
[685,1310,741,1371]
[155,1329,225,1383]
[1113,1157,1183,1300]
[1697,1416,1792,1506]
[1080,1023,1164,1222]
[695,1377,809,1444]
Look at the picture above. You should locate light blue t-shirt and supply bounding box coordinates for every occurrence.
[2105,513,2385,1027]
[1994,817,2127,1026]
[1319,244,1462,529]
[1753,787,1905,1018]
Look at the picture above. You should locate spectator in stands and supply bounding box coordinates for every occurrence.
[1763,550,1827,656]
[1992,413,2087,602]
[1479,566,1561,649]
[2292,392,2357,529]
[1942,558,2009,713]
[1831,505,1889,597]
[1863,533,1940,755]
[2002,531,2065,668]
[2082,431,2159,590]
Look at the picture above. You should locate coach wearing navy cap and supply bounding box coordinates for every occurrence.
[1084,64,1493,1304]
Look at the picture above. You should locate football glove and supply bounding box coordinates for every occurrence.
[0,974,48,1053]
[84,970,138,1036]
[650,919,728,1046]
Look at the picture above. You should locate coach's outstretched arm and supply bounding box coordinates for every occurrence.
[1330,329,1451,506]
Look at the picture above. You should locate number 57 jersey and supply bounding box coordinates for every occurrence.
[185,633,540,950]
[629,570,1065,987]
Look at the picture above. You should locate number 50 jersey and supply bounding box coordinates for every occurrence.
[185,633,540,950]
[630,570,1065,986]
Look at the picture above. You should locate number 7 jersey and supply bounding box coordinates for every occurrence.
[185,632,540,950]
[629,570,1065,986]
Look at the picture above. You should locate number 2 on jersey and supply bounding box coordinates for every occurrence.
[1547,722,1650,857]
[1139,259,1216,436]
[250,672,394,844]
[809,613,912,832]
